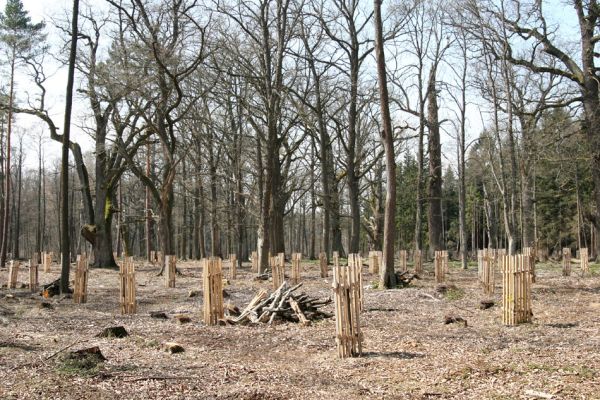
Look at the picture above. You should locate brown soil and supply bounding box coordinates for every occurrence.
[0,259,598,399]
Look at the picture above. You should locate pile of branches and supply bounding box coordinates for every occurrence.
[226,282,332,326]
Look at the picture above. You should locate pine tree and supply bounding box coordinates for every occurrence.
[0,0,45,266]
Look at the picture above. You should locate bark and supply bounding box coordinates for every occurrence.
[426,67,444,254]
[0,52,15,267]
[374,0,397,289]
[60,0,79,293]
[12,139,22,259]
[145,142,153,261]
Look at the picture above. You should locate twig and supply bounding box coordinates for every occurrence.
[122,375,194,382]
[44,338,83,361]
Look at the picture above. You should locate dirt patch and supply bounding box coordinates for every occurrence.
[0,260,598,399]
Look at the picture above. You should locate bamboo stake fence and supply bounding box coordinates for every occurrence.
[332,261,362,358]
[347,253,363,311]
[319,252,328,278]
[434,251,448,284]
[399,250,407,272]
[119,257,136,314]
[368,250,382,274]
[42,252,52,273]
[501,255,532,325]
[272,253,285,289]
[165,255,176,288]
[229,254,237,280]
[202,257,224,325]
[562,248,571,277]
[291,253,301,284]
[251,251,258,272]
[8,261,19,289]
[73,254,89,304]
[523,247,536,283]
[413,249,423,275]
[29,259,38,292]
[477,250,495,296]
[580,248,589,275]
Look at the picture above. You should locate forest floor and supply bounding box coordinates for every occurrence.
[0,256,599,400]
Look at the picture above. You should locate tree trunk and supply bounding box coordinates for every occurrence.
[426,67,444,254]
[0,53,15,267]
[59,0,79,292]
[374,0,396,289]
[12,139,22,259]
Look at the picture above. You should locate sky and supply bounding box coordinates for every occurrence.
[1,0,90,169]
[0,0,582,171]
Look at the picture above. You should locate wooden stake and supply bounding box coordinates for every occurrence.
[29,259,38,292]
[272,253,285,289]
[291,253,301,284]
[580,248,589,276]
[73,254,88,304]
[333,251,339,268]
[202,257,224,325]
[523,247,536,283]
[319,252,328,278]
[165,255,176,288]
[229,254,237,280]
[562,248,571,277]
[478,250,494,296]
[368,251,381,274]
[119,257,136,314]
[347,253,363,311]
[399,250,407,272]
[501,254,532,325]
[42,251,52,273]
[251,251,258,272]
[434,250,448,284]
[332,261,363,358]
[413,249,423,275]
[7,260,19,289]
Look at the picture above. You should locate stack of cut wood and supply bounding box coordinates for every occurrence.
[226,282,332,326]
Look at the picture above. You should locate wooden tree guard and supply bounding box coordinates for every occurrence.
[73,254,89,304]
[333,251,339,267]
[202,257,224,325]
[580,248,589,275]
[150,250,156,264]
[229,254,237,280]
[319,252,328,278]
[434,251,448,284]
[291,253,301,284]
[347,253,363,311]
[562,248,571,277]
[477,250,484,281]
[523,247,536,283]
[478,251,495,296]
[157,251,164,268]
[29,259,38,292]
[399,250,408,272]
[332,263,363,358]
[119,257,136,314]
[501,255,532,325]
[272,253,285,289]
[165,255,176,288]
[368,250,381,274]
[42,252,52,273]
[413,249,423,275]
[251,251,258,272]
[8,261,19,289]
